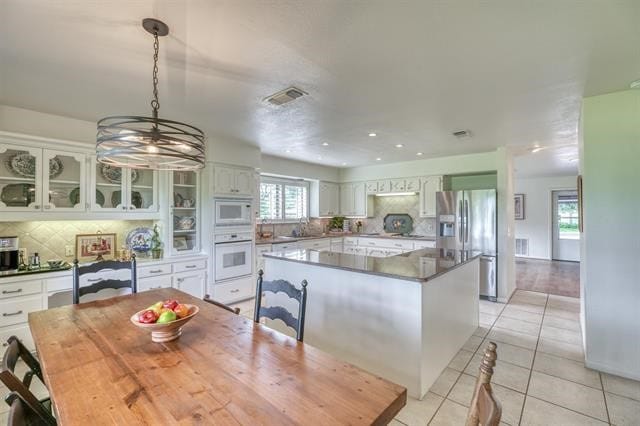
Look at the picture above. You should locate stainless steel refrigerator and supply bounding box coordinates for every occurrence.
[436,190,497,300]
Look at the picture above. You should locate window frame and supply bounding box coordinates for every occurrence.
[259,175,310,223]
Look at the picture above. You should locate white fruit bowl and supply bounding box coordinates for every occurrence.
[130,304,199,343]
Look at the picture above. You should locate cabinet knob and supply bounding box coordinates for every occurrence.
[44,204,51,210]
[34,205,40,209]
[122,206,127,210]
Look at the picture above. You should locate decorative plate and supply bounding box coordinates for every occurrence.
[111,191,143,209]
[6,153,63,179]
[70,187,104,207]
[177,216,196,230]
[0,183,36,207]
[100,164,139,184]
[126,227,154,253]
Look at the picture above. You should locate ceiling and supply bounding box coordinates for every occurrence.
[1,1,638,175]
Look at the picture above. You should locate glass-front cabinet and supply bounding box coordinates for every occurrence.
[170,170,199,255]
[0,143,86,212]
[90,157,158,212]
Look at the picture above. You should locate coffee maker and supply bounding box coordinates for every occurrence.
[0,236,19,272]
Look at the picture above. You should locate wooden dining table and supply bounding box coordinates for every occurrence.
[28,288,406,425]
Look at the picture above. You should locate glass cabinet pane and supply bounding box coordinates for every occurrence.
[94,162,125,209]
[47,152,83,209]
[0,147,39,209]
[172,171,197,253]
[130,169,155,210]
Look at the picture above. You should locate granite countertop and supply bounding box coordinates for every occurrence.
[256,233,437,245]
[263,248,481,282]
[0,264,73,278]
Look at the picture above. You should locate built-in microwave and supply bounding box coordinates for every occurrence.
[214,198,253,227]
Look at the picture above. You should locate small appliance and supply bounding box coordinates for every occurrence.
[0,236,19,272]
[214,197,253,228]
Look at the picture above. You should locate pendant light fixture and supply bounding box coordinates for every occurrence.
[96,18,205,170]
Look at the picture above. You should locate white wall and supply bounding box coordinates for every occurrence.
[495,147,516,303]
[260,154,340,182]
[581,89,640,380]
[514,176,577,260]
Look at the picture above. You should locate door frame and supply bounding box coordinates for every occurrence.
[549,188,580,262]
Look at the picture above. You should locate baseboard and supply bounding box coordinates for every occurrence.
[585,358,640,381]
[515,255,551,261]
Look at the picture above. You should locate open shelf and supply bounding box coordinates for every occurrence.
[173,184,196,188]
[173,229,196,234]
[0,176,36,183]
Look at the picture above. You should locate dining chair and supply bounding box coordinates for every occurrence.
[465,341,502,426]
[5,391,55,426]
[203,295,240,314]
[72,254,137,304]
[1,337,56,425]
[254,270,308,342]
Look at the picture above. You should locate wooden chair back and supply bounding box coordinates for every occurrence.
[5,392,50,426]
[1,338,56,425]
[465,342,502,426]
[72,254,137,304]
[203,295,240,314]
[254,270,308,341]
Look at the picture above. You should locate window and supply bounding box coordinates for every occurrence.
[259,176,309,221]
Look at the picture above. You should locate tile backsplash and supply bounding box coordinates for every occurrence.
[0,220,154,262]
[361,195,436,236]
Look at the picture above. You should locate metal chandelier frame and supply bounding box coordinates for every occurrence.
[96,18,205,171]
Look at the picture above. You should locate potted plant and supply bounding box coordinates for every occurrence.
[151,224,163,259]
[328,216,345,232]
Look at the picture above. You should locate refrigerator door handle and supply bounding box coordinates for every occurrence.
[458,200,464,243]
[464,199,469,243]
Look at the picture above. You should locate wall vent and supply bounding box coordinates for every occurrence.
[452,130,472,138]
[515,238,529,256]
[264,86,308,106]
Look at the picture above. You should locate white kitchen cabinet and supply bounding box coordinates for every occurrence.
[414,240,436,249]
[419,176,443,217]
[298,239,331,251]
[365,181,378,194]
[271,242,298,251]
[138,275,173,292]
[213,165,256,197]
[310,181,340,217]
[377,180,390,193]
[405,177,420,192]
[339,182,372,217]
[90,157,158,213]
[211,277,255,304]
[255,244,272,273]
[390,178,406,192]
[170,170,200,255]
[330,238,343,252]
[173,270,206,298]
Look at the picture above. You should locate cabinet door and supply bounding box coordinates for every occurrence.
[377,180,390,193]
[214,166,235,195]
[138,275,173,292]
[129,168,157,211]
[234,170,254,196]
[173,270,205,298]
[0,144,43,211]
[339,183,353,216]
[171,171,199,255]
[405,177,420,192]
[319,182,339,216]
[389,179,405,192]
[328,183,340,216]
[365,181,378,194]
[43,150,86,211]
[420,176,442,217]
[352,182,367,216]
[92,158,127,211]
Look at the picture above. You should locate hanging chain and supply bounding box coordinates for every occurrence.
[151,31,160,119]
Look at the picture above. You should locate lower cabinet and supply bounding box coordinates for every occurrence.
[138,275,173,292]
[173,270,206,299]
[211,276,255,304]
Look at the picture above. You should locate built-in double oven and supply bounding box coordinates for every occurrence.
[213,198,254,285]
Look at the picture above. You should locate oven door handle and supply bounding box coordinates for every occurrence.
[214,240,253,246]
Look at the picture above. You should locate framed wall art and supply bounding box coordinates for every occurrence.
[514,194,525,220]
[76,232,117,262]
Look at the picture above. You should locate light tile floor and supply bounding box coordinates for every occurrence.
[393,290,640,426]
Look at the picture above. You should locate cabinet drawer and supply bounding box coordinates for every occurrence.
[271,243,298,251]
[299,239,331,250]
[256,245,272,256]
[212,278,255,304]
[0,281,42,299]
[0,324,34,353]
[414,240,436,249]
[173,259,206,273]
[359,238,385,248]
[138,264,173,278]
[343,237,358,246]
[0,295,42,327]
[138,275,173,292]
[386,240,415,250]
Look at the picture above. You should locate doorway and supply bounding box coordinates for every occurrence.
[551,190,580,262]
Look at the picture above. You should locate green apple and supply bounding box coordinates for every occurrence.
[148,301,163,316]
[157,310,177,324]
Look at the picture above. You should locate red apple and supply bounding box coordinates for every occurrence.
[138,309,158,324]
[163,299,179,310]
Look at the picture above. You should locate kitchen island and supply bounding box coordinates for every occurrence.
[263,248,480,399]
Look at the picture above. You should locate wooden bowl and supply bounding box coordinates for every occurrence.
[130,305,199,343]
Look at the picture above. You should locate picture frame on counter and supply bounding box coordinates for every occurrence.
[514,193,525,220]
[173,236,188,251]
[76,232,117,262]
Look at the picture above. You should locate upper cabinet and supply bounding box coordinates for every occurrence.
[0,143,86,212]
[90,157,158,213]
[170,170,200,255]
[419,175,442,217]
[310,181,339,217]
[213,165,257,197]
[339,182,372,217]
[367,177,420,194]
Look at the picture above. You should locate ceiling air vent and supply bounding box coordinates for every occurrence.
[264,86,308,106]
[452,130,472,139]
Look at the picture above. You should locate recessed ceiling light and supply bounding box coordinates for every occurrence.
[568,158,578,163]
[630,79,640,89]
[395,144,404,148]
[341,162,347,166]
[322,142,329,146]
[317,156,322,160]
[368,132,377,137]
[531,147,543,153]
[285,149,291,153]
[416,152,423,156]
[375,157,382,161]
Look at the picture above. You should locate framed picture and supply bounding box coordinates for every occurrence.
[75,233,117,262]
[173,236,188,251]
[514,194,525,220]
[577,175,583,232]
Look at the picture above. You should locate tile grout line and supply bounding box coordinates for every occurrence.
[599,372,612,424]
[516,292,548,426]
